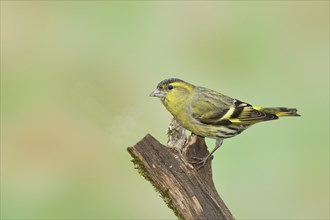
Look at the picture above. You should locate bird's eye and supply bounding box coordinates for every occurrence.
[167,85,173,90]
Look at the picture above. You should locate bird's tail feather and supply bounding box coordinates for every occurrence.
[259,107,300,117]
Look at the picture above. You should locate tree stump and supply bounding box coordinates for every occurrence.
[127,132,234,220]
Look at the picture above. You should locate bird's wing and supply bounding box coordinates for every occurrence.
[191,88,277,125]
[191,87,233,125]
[228,101,278,125]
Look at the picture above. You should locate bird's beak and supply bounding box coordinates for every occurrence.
[149,88,164,98]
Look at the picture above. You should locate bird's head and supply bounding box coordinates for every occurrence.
[149,78,194,104]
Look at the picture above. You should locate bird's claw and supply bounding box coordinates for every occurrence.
[190,155,212,170]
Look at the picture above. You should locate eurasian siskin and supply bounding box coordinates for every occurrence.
[150,78,300,167]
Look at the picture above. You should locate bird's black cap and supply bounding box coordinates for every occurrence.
[157,78,184,88]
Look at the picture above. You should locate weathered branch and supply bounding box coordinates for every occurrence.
[127,133,234,220]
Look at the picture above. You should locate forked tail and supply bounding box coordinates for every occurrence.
[260,107,300,117]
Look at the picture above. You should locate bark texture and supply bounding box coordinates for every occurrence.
[127,134,234,220]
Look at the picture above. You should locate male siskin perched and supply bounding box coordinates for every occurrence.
[150,78,300,167]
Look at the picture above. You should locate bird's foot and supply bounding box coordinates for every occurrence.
[190,155,213,170]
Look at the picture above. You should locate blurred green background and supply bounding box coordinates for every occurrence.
[1,1,329,219]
